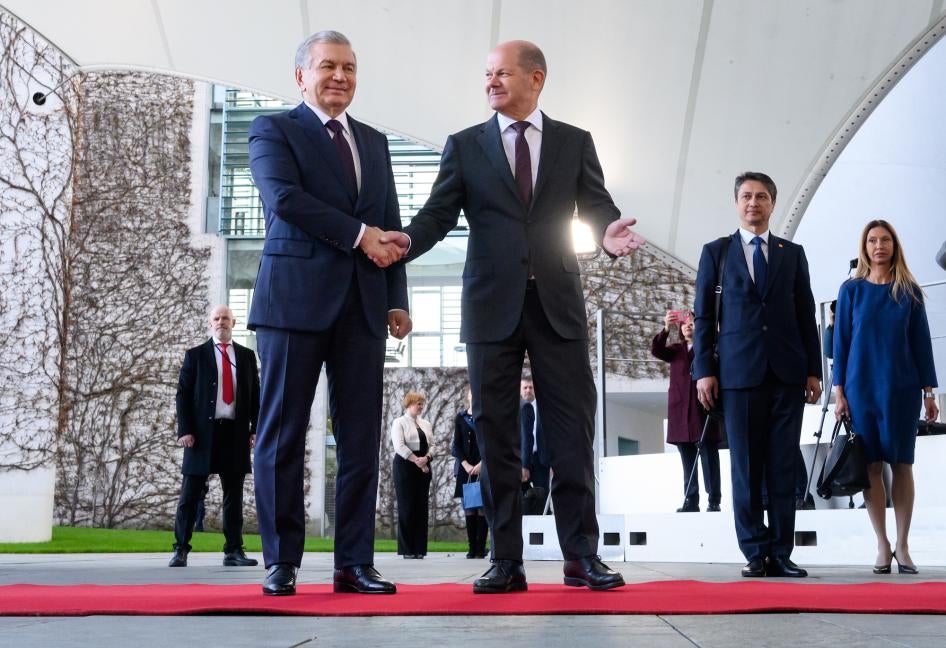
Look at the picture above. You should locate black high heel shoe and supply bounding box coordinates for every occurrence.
[872,551,892,574]
[893,552,919,575]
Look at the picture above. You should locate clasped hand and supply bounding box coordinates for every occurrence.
[359,226,409,268]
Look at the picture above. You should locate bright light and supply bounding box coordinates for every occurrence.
[571,218,598,256]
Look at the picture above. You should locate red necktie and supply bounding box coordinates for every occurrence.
[219,343,234,405]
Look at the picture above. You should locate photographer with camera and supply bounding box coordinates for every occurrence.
[651,310,722,513]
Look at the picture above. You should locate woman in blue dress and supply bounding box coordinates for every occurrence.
[833,220,938,574]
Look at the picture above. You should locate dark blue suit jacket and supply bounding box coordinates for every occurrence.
[401,113,620,344]
[692,231,821,389]
[246,104,408,337]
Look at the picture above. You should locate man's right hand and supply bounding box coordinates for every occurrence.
[359,226,406,267]
[178,434,195,448]
[521,467,530,483]
[696,377,719,411]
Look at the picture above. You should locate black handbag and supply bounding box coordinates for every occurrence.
[816,416,870,499]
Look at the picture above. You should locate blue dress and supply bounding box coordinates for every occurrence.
[833,279,937,464]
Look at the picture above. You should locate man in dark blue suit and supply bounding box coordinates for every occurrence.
[384,40,644,593]
[693,172,822,578]
[247,31,411,596]
[519,376,549,504]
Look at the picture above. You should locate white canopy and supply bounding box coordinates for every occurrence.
[4,0,945,269]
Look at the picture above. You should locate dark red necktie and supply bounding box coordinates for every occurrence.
[219,343,234,405]
[511,121,533,206]
[326,119,358,198]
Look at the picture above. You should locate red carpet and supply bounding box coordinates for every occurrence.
[2,581,946,616]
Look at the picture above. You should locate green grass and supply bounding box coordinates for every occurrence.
[0,526,467,554]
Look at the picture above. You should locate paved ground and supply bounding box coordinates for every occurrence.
[2,552,945,647]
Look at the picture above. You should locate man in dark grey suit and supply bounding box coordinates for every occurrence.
[385,40,643,593]
[248,31,410,596]
[170,304,259,568]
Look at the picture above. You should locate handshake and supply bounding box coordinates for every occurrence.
[357,226,410,268]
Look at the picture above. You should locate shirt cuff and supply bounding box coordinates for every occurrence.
[353,223,366,248]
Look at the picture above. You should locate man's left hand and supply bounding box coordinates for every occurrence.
[804,376,822,404]
[602,217,646,257]
[388,310,412,339]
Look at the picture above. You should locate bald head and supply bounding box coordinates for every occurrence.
[208,304,235,343]
[485,40,547,120]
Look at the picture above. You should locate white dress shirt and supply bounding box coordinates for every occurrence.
[738,227,769,285]
[304,101,365,247]
[496,107,542,189]
[212,336,236,420]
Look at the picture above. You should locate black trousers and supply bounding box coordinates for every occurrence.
[679,441,721,503]
[466,286,598,562]
[173,471,246,553]
[393,455,432,556]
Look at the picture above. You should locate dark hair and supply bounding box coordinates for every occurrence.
[829,300,836,314]
[734,171,777,203]
[521,375,533,383]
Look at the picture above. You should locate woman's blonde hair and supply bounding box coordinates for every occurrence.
[853,219,923,303]
[403,391,426,408]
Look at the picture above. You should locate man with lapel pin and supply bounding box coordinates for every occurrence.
[170,304,259,568]
[247,30,410,596]
[692,172,822,579]
[383,40,644,593]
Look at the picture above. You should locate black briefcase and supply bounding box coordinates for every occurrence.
[816,417,870,499]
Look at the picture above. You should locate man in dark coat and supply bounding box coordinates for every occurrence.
[170,304,260,568]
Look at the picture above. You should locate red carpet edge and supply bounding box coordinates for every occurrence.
[2,581,946,616]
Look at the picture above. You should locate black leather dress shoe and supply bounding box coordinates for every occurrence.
[563,556,625,590]
[473,560,528,594]
[766,556,808,578]
[223,549,259,567]
[333,565,396,594]
[262,563,298,596]
[706,503,721,512]
[168,550,188,567]
[676,497,700,513]
[741,558,766,577]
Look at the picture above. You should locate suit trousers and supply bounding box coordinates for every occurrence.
[466,285,599,562]
[722,369,805,561]
[254,277,385,569]
[392,455,432,556]
[173,470,246,553]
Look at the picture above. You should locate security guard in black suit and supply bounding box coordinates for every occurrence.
[169,304,260,567]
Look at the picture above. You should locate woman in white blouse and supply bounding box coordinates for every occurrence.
[390,391,434,559]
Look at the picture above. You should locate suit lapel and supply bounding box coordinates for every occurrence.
[765,234,786,297]
[728,231,752,285]
[531,112,563,209]
[289,104,355,205]
[203,339,217,379]
[476,115,523,210]
[348,116,375,211]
